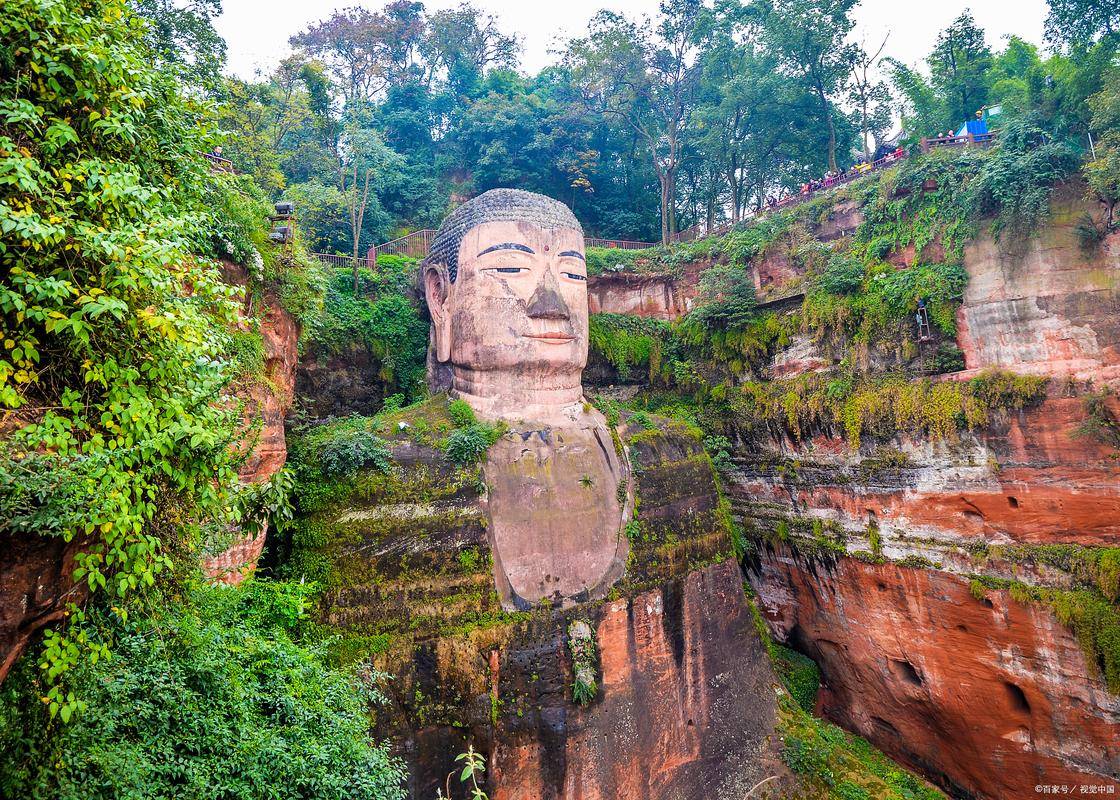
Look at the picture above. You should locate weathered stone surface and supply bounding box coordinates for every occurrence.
[956,194,1120,386]
[748,544,1120,800]
[728,397,1120,549]
[296,403,778,799]
[587,273,695,320]
[0,533,87,682]
[204,282,300,584]
[491,560,777,800]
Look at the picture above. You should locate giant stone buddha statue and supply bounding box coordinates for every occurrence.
[422,189,630,610]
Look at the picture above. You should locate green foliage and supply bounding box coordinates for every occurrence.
[320,426,393,476]
[817,253,865,295]
[0,0,297,717]
[444,424,503,466]
[772,643,821,713]
[728,370,1047,448]
[584,247,653,276]
[567,622,599,707]
[968,116,1079,240]
[722,216,789,266]
[305,261,428,399]
[1075,389,1120,448]
[688,265,759,332]
[0,580,407,800]
[442,745,489,800]
[588,314,670,381]
[448,398,477,427]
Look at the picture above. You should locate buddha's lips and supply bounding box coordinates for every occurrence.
[525,332,575,343]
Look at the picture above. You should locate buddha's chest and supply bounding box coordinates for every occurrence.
[483,421,630,609]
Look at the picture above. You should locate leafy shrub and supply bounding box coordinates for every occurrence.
[925,342,967,374]
[306,265,428,400]
[689,265,759,332]
[1075,389,1120,447]
[722,216,789,265]
[584,247,651,275]
[0,580,407,800]
[320,427,392,476]
[444,423,502,466]
[0,0,278,716]
[968,115,1079,240]
[817,254,865,295]
[588,314,671,381]
[448,398,476,427]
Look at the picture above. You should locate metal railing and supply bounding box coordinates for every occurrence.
[201,152,235,172]
[371,229,436,259]
[920,131,998,153]
[584,237,660,250]
[311,252,374,269]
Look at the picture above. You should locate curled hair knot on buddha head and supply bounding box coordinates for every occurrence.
[423,188,583,283]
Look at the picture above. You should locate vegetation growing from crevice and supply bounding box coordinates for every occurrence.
[302,256,429,400]
[588,314,670,381]
[1074,389,1120,448]
[724,370,1048,448]
[967,574,1120,693]
[971,543,1120,602]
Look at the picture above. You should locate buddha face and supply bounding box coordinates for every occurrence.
[425,219,589,379]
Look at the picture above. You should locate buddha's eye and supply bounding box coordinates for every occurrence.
[562,272,586,281]
[488,267,525,274]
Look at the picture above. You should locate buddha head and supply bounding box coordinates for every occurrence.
[423,189,588,418]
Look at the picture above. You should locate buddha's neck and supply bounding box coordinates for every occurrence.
[451,366,584,424]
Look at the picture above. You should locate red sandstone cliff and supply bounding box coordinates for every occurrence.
[728,194,1120,798]
[203,278,300,584]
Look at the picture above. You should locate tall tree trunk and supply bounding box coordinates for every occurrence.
[815,77,838,174]
[659,173,671,245]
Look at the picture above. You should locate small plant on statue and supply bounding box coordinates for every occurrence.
[568,620,599,706]
[438,744,489,800]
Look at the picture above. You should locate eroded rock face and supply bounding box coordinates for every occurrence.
[294,402,777,799]
[956,194,1120,385]
[491,561,777,800]
[0,533,88,682]
[587,273,694,319]
[748,545,1120,799]
[204,284,300,584]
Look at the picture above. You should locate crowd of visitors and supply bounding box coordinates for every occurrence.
[761,145,905,209]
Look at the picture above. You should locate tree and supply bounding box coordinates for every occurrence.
[337,128,404,289]
[1086,63,1120,225]
[0,581,408,800]
[130,0,227,88]
[289,8,396,107]
[421,3,521,91]
[928,11,993,127]
[565,0,704,244]
[759,0,859,174]
[1045,0,1120,52]
[848,34,893,160]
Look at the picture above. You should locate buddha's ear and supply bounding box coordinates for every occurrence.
[424,264,452,363]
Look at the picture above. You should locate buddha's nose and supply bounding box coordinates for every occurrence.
[526,270,570,321]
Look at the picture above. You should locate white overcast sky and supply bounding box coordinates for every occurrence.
[216,0,1049,81]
